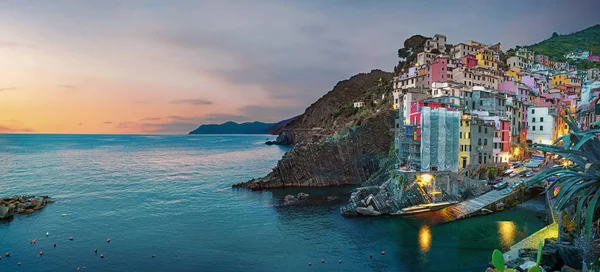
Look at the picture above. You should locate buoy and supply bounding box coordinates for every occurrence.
[62,214,67,217]
[39,251,43,256]
[321,259,325,263]
[106,238,111,243]
[30,240,33,244]
[338,260,342,264]
[100,253,104,259]
[54,243,57,248]
[77,267,80,271]
[94,249,97,254]
[5,252,10,257]
[369,254,373,258]
[308,262,312,266]
[46,232,49,237]
[381,251,386,255]
[83,266,86,270]
[152,255,156,259]
[69,237,73,241]
[33,239,37,244]
[18,261,22,266]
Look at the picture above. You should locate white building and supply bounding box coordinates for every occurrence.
[424,34,447,53]
[430,81,465,107]
[353,102,365,108]
[527,107,555,145]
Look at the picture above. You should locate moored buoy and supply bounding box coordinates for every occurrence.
[338,260,342,264]
[308,262,312,266]
[94,249,97,254]
[5,252,10,257]
[54,243,57,248]
[69,237,73,241]
[321,259,324,263]
[369,254,373,258]
[381,251,386,255]
[39,251,43,256]
[46,232,49,237]
[152,255,156,259]
[77,267,80,271]
[18,261,22,266]
[106,238,111,243]
[33,239,37,244]
[62,214,67,217]
[100,253,104,259]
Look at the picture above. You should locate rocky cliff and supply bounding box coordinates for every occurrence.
[234,69,396,190]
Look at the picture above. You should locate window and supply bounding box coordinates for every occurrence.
[540,117,544,122]
[469,145,472,151]
[532,117,536,122]
[484,139,487,145]
[533,126,536,131]
[460,132,463,138]
[532,109,535,114]
[478,138,482,145]
[540,126,543,131]
[485,128,488,134]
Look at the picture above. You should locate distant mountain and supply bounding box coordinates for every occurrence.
[189,118,298,135]
[265,116,299,135]
[524,24,600,62]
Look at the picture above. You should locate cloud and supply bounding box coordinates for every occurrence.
[57,85,76,89]
[0,87,16,92]
[116,121,136,128]
[131,100,149,104]
[103,121,113,124]
[238,105,302,122]
[0,41,20,48]
[78,123,83,126]
[0,126,35,133]
[0,119,35,132]
[168,99,213,105]
[140,117,162,121]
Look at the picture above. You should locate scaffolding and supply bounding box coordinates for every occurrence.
[420,107,460,172]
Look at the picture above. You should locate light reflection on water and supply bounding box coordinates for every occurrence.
[498,221,516,248]
[419,225,432,253]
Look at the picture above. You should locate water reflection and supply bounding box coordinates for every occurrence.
[497,221,516,248]
[418,225,432,253]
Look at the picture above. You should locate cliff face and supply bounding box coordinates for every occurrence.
[234,69,395,190]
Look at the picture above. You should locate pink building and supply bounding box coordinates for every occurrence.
[521,75,538,92]
[427,57,448,84]
[589,55,600,62]
[499,80,530,102]
[460,54,477,67]
[535,55,549,66]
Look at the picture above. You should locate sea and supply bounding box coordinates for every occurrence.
[0,134,547,272]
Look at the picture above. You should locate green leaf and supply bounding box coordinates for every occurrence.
[536,241,543,265]
[528,265,543,272]
[492,249,505,271]
[585,188,600,240]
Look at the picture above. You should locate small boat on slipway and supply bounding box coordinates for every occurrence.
[390,201,458,216]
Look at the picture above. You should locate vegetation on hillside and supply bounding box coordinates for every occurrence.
[525,24,600,68]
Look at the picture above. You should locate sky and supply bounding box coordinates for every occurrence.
[1,0,599,134]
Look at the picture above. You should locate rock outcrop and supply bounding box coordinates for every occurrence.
[235,70,396,190]
[0,195,53,219]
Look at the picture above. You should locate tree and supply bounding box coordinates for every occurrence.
[552,32,559,38]
[529,111,600,244]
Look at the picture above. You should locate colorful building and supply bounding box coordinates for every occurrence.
[476,47,498,70]
[427,57,449,84]
[459,113,471,169]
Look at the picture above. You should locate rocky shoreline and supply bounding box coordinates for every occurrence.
[0,195,54,220]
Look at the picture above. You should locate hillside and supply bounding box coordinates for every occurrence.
[189,121,275,134]
[525,24,600,63]
[265,116,298,135]
[234,69,396,190]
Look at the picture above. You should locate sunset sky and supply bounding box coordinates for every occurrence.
[1,0,599,134]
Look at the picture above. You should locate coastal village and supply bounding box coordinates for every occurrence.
[344,33,600,271]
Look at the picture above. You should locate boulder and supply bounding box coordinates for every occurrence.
[560,265,579,272]
[355,205,381,216]
[284,195,295,202]
[540,241,564,271]
[22,201,35,209]
[556,244,582,269]
[297,193,309,200]
[0,206,14,220]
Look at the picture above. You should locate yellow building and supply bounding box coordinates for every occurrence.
[459,113,471,169]
[551,73,567,88]
[507,68,522,82]
[475,48,498,70]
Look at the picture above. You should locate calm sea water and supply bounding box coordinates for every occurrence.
[0,134,546,271]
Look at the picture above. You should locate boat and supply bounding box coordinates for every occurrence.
[390,201,458,216]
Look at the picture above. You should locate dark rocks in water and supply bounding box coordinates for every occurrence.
[265,130,294,146]
[0,206,14,220]
[0,195,53,219]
